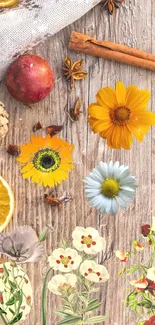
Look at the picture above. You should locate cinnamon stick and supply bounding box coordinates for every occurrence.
[69,31,155,72]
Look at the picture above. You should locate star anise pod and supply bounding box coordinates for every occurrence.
[102,0,124,15]
[63,56,88,89]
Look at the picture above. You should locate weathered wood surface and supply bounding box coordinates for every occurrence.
[0,1,154,324]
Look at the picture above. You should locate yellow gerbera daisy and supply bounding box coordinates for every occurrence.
[17,135,74,187]
[88,81,155,150]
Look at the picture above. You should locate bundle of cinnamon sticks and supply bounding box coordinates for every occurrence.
[69,31,155,72]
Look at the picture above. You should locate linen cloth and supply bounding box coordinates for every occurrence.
[0,0,101,81]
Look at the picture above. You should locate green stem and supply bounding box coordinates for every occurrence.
[42,268,53,325]
[0,311,8,325]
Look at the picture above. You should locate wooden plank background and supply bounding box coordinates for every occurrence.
[0,0,154,324]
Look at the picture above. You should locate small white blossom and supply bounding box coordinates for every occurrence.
[147,267,155,282]
[48,274,77,295]
[115,251,128,262]
[48,248,82,273]
[130,279,148,290]
[72,227,106,255]
[80,260,109,283]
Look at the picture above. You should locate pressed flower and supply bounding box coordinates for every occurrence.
[0,262,32,323]
[84,161,136,215]
[72,227,106,255]
[147,268,155,282]
[145,316,155,325]
[0,226,44,263]
[48,248,82,273]
[141,224,151,237]
[130,279,148,291]
[48,274,77,295]
[80,260,109,283]
[17,135,74,187]
[133,240,144,251]
[88,81,155,150]
[115,251,128,262]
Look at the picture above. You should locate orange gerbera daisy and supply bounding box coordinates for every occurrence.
[17,135,74,187]
[88,81,155,150]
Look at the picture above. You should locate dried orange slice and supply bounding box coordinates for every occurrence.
[0,176,14,232]
[0,0,19,8]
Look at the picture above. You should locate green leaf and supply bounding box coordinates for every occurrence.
[39,228,49,242]
[83,315,107,324]
[58,316,82,325]
[6,296,15,306]
[79,295,88,306]
[56,311,75,319]
[86,302,101,313]
[9,308,15,315]
[87,299,99,307]
[8,280,17,290]
[137,299,152,308]
[118,267,126,276]
[9,312,23,325]
[3,263,9,277]
[0,308,7,315]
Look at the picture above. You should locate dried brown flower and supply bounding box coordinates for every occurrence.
[63,57,88,89]
[0,102,9,141]
[67,98,82,122]
[32,121,43,132]
[46,125,63,137]
[102,0,124,15]
[7,144,20,156]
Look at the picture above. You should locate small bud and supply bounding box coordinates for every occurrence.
[39,227,49,242]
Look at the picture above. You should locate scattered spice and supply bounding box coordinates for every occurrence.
[32,121,43,132]
[63,56,87,89]
[7,144,20,156]
[46,125,63,137]
[67,98,82,122]
[0,102,9,141]
[102,0,124,15]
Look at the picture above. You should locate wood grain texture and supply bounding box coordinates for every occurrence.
[0,0,154,324]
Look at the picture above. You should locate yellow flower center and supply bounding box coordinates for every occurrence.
[61,257,70,265]
[60,283,71,290]
[83,236,93,245]
[102,179,120,197]
[111,106,131,125]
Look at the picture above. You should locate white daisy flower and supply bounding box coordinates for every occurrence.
[147,267,155,282]
[72,227,106,255]
[84,161,137,216]
[80,260,109,283]
[48,248,82,273]
[48,274,77,296]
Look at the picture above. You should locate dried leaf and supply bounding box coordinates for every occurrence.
[32,121,43,132]
[67,98,82,122]
[102,0,124,14]
[7,144,20,156]
[46,125,63,137]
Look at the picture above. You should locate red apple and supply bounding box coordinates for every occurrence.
[6,54,55,104]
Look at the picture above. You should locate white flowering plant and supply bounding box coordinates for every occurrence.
[42,227,109,325]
